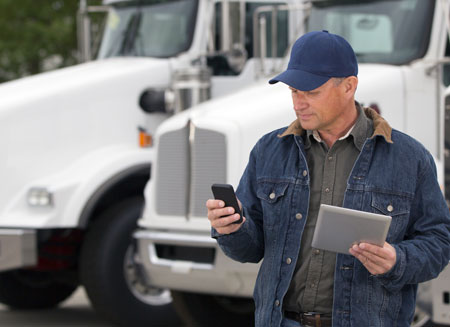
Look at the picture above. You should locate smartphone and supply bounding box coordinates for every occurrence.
[211,183,243,224]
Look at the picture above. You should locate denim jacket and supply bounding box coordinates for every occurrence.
[213,108,450,327]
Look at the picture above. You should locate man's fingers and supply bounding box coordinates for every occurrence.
[362,258,384,275]
[354,246,384,265]
[359,242,387,258]
[349,248,381,274]
[206,198,235,222]
[215,207,236,218]
[206,198,244,235]
[349,242,396,275]
[359,242,396,264]
[214,217,246,235]
[206,199,225,209]
[212,213,241,228]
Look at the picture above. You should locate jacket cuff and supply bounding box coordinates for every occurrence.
[375,244,406,291]
[211,220,248,239]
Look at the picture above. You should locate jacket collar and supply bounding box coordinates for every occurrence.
[278,104,393,144]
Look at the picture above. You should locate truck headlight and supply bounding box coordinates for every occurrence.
[27,188,53,207]
[138,89,174,113]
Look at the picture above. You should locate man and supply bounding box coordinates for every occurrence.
[206,30,450,327]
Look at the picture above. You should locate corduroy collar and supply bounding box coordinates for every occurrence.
[278,103,393,144]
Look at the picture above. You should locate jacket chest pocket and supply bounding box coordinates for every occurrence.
[256,181,290,229]
[370,192,411,243]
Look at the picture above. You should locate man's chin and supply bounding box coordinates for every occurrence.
[297,119,317,131]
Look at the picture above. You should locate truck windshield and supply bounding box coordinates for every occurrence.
[307,0,435,65]
[97,0,198,58]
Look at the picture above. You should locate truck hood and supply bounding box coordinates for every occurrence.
[0,57,170,109]
[155,63,405,174]
[0,57,171,213]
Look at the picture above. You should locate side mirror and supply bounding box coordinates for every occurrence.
[225,44,248,74]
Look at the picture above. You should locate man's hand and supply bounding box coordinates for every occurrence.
[206,199,245,235]
[349,242,397,275]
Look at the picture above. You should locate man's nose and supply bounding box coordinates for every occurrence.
[292,92,308,110]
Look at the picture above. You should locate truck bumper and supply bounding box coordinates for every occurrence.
[134,230,258,297]
[0,229,37,272]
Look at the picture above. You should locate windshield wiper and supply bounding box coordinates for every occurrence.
[119,9,142,55]
[103,1,144,58]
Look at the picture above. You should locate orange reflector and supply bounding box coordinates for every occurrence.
[139,130,153,147]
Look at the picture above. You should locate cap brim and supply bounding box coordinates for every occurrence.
[269,69,330,91]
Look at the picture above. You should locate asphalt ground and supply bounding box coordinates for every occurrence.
[0,287,114,327]
[0,287,446,327]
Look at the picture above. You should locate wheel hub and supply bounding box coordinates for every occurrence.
[123,245,172,306]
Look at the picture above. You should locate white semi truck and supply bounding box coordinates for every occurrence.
[135,0,450,326]
[0,0,287,325]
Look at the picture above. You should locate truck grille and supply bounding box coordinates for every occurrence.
[156,126,190,216]
[156,123,227,218]
[190,127,227,217]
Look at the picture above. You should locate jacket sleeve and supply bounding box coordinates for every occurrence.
[376,153,450,292]
[211,140,265,263]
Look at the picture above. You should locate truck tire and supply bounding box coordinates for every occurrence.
[171,291,254,327]
[0,270,77,309]
[412,306,431,327]
[80,197,181,327]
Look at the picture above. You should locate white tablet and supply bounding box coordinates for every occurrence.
[311,204,392,254]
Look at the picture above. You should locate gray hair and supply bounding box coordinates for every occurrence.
[332,77,346,86]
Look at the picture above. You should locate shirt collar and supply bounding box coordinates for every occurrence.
[279,102,392,146]
[306,124,356,146]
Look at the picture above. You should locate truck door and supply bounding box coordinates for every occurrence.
[208,1,290,97]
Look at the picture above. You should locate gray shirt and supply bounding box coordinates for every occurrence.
[283,103,374,314]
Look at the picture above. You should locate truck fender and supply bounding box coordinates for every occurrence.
[63,145,154,228]
[2,145,154,228]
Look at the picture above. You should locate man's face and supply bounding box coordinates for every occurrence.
[290,78,353,132]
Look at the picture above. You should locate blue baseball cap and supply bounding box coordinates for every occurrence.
[269,30,358,91]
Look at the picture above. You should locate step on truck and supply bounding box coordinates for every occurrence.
[135,0,450,326]
[0,0,284,325]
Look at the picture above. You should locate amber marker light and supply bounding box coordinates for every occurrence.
[138,127,153,147]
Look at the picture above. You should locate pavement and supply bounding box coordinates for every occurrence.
[0,287,113,327]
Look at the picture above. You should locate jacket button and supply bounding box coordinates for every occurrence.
[295,213,303,220]
[387,204,394,212]
[286,258,292,264]
[269,192,276,199]
[324,187,330,193]
[275,300,280,306]
[302,170,308,177]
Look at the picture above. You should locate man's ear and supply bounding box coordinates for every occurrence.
[343,76,358,95]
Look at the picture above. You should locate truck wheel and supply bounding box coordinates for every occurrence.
[412,306,431,327]
[0,270,77,309]
[80,197,180,326]
[171,291,254,327]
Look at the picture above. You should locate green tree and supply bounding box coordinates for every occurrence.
[0,0,82,83]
